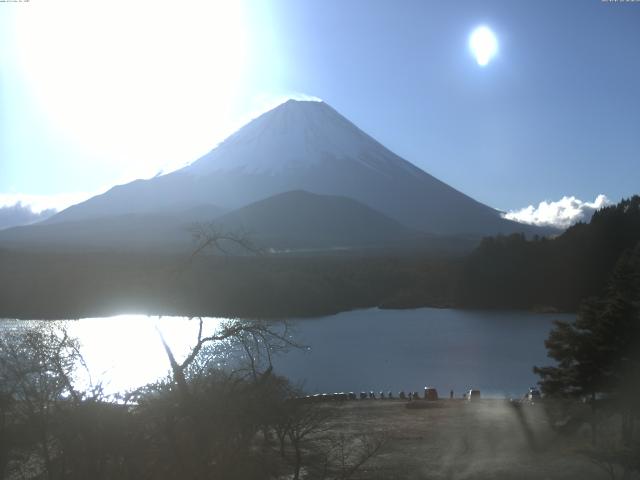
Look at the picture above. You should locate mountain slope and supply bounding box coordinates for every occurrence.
[0,205,225,252]
[46,99,539,236]
[215,190,420,250]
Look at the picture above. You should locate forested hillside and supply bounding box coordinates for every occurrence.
[458,196,640,310]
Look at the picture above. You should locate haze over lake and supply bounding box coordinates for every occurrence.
[1,308,571,398]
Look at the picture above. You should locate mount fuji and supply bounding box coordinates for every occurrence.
[3,99,546,251]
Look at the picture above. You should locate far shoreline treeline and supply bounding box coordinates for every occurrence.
[0,195,638,320]
[0,249,460,320]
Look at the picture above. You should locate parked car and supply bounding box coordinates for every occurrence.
[424,387,439,401]
[467,389,481,401]
[527,387,541,402]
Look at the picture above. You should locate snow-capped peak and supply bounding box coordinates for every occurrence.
[185,99,418,177]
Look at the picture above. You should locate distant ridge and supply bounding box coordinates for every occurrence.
[0,191,424,252]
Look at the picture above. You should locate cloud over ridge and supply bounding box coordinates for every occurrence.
[0,192,93,230]
[503,194,611,229]
[0,202,57,230]
[0,192,93,213]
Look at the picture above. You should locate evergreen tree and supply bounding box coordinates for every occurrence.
[534,243,640,470]
[534,243,640,399]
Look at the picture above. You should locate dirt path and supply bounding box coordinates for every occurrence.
[324,399,607,480]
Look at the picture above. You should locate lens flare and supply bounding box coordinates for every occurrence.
[469,26,498,66]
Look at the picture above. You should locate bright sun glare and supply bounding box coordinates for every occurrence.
[469,26,498,67]
[14,0,250,179]
[67,315,225,395]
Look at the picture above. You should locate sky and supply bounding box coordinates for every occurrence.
[1,0,639,226]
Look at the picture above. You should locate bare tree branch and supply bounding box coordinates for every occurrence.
[188,222,262,262]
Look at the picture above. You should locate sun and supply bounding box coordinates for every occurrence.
[469,26,498,67]
[13,1,250,180]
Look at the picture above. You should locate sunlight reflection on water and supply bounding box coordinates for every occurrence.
[0,315,226,396]
[66,315,226,394]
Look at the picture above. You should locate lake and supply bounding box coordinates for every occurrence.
[0,308,572,398]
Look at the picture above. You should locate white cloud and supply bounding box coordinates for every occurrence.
[503,194,611,229]
[0,202,56,230]
[0,192,93,213]
[0,192,101,229]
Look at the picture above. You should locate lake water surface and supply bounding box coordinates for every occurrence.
[0,308,572,398]
[273,308,572,398]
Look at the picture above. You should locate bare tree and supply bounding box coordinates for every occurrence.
[156,317,295,400]
[284,402,334,480]
[271,400,386,480]
[150,312,299,480]
[188,222,261,260]
[319,433,387,480]
[134,223,389,480]
[0,323,88,479]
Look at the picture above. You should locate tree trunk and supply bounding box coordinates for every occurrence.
[293,441,302,480]
[41,431,53,480]
[590,392,597,446]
